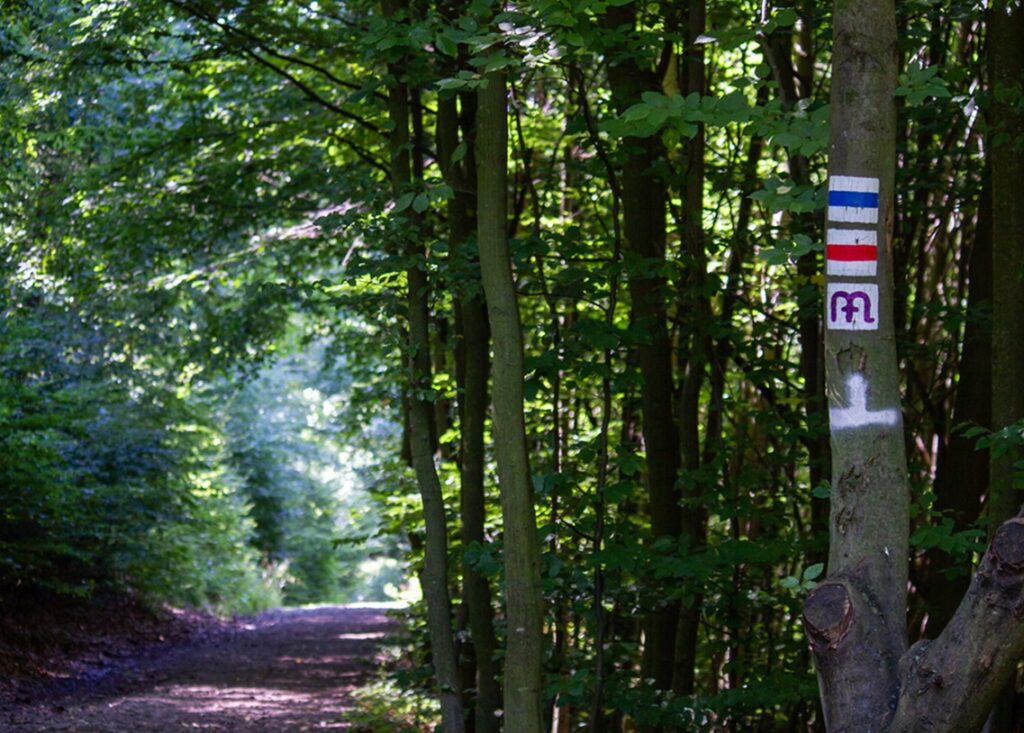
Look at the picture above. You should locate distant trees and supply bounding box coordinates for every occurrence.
[0,1,396,613]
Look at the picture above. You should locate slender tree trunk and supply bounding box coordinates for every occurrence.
[439,84,502,733]
[456,289,502,733]
[985,4,1024,729]
[535,214,569,733]
[987,0,1024,537]
[588,339,615,733]
[603,3,682,703]
[672,0,708,698]
[476,66,545,733]
[923,176,991,636]
[707,109,767,714]
[384,3,464,731]
[762,15,830,571]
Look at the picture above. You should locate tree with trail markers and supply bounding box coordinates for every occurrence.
[805,0,1024,730]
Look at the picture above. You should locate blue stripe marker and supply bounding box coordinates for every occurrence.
[828,175,880,224]
[828,190,879,209]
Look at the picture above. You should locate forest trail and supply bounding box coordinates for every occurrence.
[1,604,396,732]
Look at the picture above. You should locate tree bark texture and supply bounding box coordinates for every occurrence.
[806,518,1024,732]
[987,0,1024,533]
[476,67,545,733]
[984,5,1024,729]
[456,289,502,733]
[809,0,908,728]
[385,2,465,730]
[672,0,707,698]
[438,85,502,733]
[886,519,1024,732]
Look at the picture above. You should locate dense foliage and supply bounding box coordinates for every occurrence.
[2,0,1022,730]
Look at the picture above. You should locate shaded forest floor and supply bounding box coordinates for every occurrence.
[0,598,396,732]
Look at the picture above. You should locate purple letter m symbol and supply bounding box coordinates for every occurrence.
[830,290,875,325]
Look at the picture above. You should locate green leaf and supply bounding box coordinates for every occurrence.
[483,50,513,73]
[618,452,643,477]
[435,32,458,57]
[394,192,415,212]
[812,481,831,499]
[802,563,824,581]
[774,8,799,26]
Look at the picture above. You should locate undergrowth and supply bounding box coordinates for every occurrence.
[348,637,440,732]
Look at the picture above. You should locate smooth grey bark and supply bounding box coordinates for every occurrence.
[806,0,908,728]
[475,67,545,733]
[438,83,502,733]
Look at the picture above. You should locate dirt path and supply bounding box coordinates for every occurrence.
[1,604,397,732]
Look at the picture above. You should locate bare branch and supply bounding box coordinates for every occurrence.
[888,517,1024,733]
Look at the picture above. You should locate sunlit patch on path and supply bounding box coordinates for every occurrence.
[1,604,399,732]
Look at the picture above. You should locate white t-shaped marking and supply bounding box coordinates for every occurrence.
[830,374,898,430]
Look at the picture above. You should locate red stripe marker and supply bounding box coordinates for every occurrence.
[826,228,877,276]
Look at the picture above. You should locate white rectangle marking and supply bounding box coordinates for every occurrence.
[829,205,879,224]
[826,282,880,331]
[826,228,878,276]
[828,176,880,224]
[827,260,877,276]
[827,228,877,246]
[829,176,879,193]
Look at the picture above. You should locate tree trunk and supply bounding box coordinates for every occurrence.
[984,3,1024,729]
[439,83,502,733]
[805,2,1024,731]
[922,175,991,636]
[761,11,831,572]
[987,0,1024,538]
[456,290,502,733]
[805,0,908,727]
[672,0,708,698]
[476,66,545,733]
[603,3,682,702]
[384,3,464,731]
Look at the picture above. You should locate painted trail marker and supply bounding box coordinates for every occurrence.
[826,228,877,276]
[826,282,879,331]
[828,175,879,224]
[830,373,899,430]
